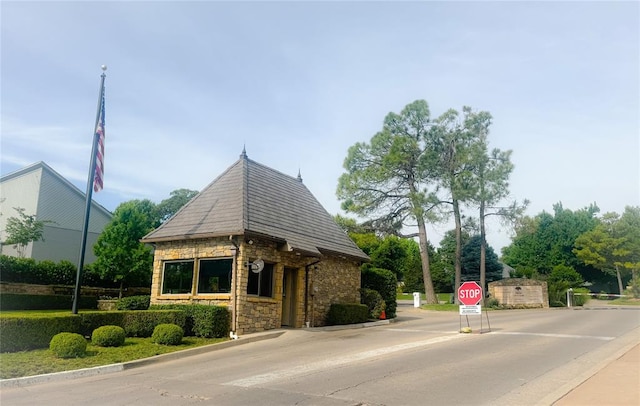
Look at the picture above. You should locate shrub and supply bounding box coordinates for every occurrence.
[572,288,591,306]
[548,265,584,287]
[0,256,38,283]
[0,254,129,288]
[362,267,397,318]
[0,315,82,352]
[360,288,386,319]
[0,310,186,352]
[486,297,500,308]
[92,325,126,347]
[326,303,369,325]
[0,293,97,311]
[49,332,87,358]
[0,255,77,285]
[122,310,186,337]
[150,304,230,338]
[624,277,640,299]
[116,295,150,310]
[152,324,184,345]
[78,311,126,337]
[56,260,79,285]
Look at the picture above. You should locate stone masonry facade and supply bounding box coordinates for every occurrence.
[149,236,361,335]
[488,278,549,309]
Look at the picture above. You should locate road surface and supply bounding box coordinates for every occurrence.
[1,305,638,405]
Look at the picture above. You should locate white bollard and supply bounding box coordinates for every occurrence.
[413,292,421,308]
[567,288,573,308]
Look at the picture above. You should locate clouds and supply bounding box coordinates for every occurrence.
[1,1,638,252]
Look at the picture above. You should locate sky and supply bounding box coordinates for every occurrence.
[1,1,638,254]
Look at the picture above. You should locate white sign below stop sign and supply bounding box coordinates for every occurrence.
[458,281,482,305]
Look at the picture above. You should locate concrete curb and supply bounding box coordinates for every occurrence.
[304,319,391,332]
[0,331,285,389]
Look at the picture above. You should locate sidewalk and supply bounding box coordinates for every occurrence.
[553,343,640,406]
[552,300,640,405]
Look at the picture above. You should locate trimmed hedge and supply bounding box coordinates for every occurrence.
[0,293,98,311]
[122,310,186,337]
[0,255,123,288]
[150,304,230,338]
[1,315,82,352]
[0,310,186,352]
[362,267,397,318]
[116,295,150,310]
[360,288,386,319]
[326,303,369,325]
[78,311,126,337]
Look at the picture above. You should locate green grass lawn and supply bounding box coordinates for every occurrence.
[397,292,459,311]
[419,303,459,311]
[0,336,226,379]
[608,298,640,306]
[0,310,82,317]
[397,293,453,303]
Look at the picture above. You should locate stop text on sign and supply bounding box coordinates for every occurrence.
[459,288,482,300]
[458,281,482,305]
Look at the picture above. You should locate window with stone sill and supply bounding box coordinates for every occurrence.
[162,260,194,294]
[247,262,274,298]
[197,258,232,294]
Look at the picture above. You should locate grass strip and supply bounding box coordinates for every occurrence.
[0,336,225,379]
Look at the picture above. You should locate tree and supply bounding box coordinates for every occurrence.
[467,119,527,302]
[437,220,477,295]
[155,188,198,225]
[503,203,601,283]
[2,207,52,258]
[402,239,442,293]
[430,107,481,302]
[460,235,503,286]
[574,208,640,295]
[337,100,442,303]
[546,264,585,306]
[617,206,640,279]
[93,200,156,297]
[370,236,408,280]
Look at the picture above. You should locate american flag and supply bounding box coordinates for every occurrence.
[93,90,106,192]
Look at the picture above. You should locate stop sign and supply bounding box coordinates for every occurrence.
[458,281,483,305]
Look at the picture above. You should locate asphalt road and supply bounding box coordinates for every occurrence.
[1,305,638,405]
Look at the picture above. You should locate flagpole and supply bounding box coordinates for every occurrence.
[72,65,107,314]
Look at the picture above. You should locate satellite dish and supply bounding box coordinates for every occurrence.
[251,259,265,273]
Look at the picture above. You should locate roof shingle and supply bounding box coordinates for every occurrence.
[142,153,368,261]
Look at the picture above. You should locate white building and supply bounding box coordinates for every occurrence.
[0,162,112,264]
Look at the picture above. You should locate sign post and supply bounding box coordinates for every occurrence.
[457,281,490,333]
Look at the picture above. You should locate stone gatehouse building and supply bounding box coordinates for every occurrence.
[141,150,369,335]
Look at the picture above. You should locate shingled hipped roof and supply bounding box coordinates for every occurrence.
[141,151,369,261]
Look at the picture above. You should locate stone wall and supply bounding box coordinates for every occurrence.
[307,255,361,327]
[488,278,549,309]
[149,236,362,335]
